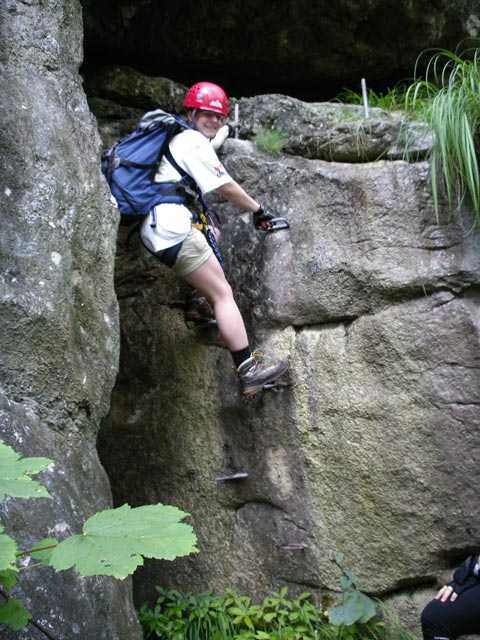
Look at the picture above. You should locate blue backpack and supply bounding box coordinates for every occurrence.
[101,109,196,225]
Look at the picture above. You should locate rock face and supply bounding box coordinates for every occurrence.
[94,68,480,635]
[0,1,141,638]
[80,0,480,99]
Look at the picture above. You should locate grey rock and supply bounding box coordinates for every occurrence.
[84,65,188,146]
[0,0,141,638]
[236,96,435,162]
[98,96,480,638]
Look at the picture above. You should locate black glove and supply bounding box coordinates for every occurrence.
[447,554,480,596]
[253,205,275,230]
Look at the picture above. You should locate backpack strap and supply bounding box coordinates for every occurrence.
[164,146,188,178]
[163,144,202,201]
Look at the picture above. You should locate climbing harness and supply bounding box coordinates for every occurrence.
[188,193,225,269]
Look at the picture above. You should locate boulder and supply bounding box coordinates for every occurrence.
[97,103,480,637]
[0,0,141,638]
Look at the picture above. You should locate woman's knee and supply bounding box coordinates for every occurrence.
[210,277,233,304]
[187,265,234,305]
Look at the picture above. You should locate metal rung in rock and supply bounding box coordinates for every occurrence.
[215,471,249,482]
[280,542,309,551]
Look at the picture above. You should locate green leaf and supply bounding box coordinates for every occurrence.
[0,597,30,630]
[298,592,311,600]
[0,527,17,572]
[48,503,197,578]
[327,591,376,626]
[0,442,52,501]
[244,615,254,630]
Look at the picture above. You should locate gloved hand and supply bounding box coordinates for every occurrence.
[253,205,276,230]
[447,554,480,596]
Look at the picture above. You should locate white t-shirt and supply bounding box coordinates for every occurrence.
[140,129,232,253]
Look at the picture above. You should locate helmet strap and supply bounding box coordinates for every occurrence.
[190,108,198,129]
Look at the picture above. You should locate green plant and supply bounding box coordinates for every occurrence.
[327,553,376,627]
[405,46,480,223]
[138,564,419,639]
[139,586,321,639]
[254,128,289,154]
[139,588,236,640]
[0,440,198,637]
[325,554,422,640]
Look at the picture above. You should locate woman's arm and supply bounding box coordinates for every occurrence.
[216,180,260,212]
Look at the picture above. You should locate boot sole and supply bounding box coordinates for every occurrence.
[242,363,290,397]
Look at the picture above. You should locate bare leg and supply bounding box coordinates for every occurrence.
[184,254,249,352]
[185,253,289,395]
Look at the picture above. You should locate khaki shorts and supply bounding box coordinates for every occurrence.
[170,227,212,277]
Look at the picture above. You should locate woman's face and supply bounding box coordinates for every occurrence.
[190,109,224,139]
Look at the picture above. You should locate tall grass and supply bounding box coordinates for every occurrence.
[406,47,480,223]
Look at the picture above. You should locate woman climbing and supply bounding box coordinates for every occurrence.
[138,81,289,396]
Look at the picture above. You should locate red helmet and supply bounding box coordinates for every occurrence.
[183,81,228,116]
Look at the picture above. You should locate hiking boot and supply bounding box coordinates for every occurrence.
[237,352,289,396]
[184,290,216,326]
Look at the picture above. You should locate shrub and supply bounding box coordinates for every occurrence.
[138,554,420,640]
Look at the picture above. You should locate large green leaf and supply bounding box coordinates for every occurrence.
[49,503,198,578]
[0,525,17,572]
[327,591,376,626]
[0,441,52,501]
